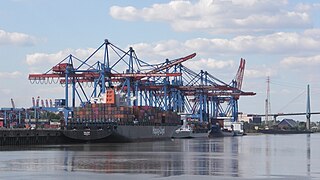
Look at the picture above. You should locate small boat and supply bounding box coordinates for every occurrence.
[172,119,210,138]
[209,121,244,137]
[172,124,193,138]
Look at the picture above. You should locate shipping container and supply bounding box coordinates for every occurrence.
[70,103,181,126]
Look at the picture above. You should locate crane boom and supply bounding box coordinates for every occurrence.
[148,53,196,74]
[11,98,15,109]
[235,58,245,90]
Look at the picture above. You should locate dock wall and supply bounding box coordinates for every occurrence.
[0,129,63,146]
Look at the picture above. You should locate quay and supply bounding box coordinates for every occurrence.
[0,129,63,146]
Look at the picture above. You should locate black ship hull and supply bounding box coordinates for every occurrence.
[62,124,179,143]
[0,124,180,146]
[0,103,182,145]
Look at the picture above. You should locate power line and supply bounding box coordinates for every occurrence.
[270,79,320,90]
[270,81,306,89]
[277,90,306,113]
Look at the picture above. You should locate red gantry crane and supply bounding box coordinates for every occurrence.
[29,39,255,126]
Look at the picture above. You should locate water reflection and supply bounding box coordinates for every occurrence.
[243,134,315,178]
[307,134,310,176]
[265,135,270,176]
[1,134,319,179]
[60,137,240,177]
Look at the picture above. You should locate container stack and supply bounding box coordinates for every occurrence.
[105,88,115,105]
[71,104,181,126]
[130,106,181,125]
[72,103,134,125]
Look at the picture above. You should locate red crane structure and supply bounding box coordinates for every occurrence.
[235,58,246,90]
[28,39,255,125]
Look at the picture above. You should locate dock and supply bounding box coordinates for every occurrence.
[0,129,62,146]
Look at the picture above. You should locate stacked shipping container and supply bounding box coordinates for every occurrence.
[71,103,181,126]
[105,89,116,104]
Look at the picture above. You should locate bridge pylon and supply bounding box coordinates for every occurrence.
[306,84,311,130]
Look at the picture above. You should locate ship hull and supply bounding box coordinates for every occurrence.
[0,125,179,146]
[209,125,243,138]
[209,129,244,137]
[109,125,179,142]
[62,129,114,143]
[63,104,182,143]
[62,125,180,143]
[172,129,209,138]
[172,130,192,138]
[209,129,233,138]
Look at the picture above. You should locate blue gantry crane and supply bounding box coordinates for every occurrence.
[28,39,255,127]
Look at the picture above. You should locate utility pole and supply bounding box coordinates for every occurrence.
[265,99,268,124]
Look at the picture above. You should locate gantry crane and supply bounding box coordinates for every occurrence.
[28,39,255,126]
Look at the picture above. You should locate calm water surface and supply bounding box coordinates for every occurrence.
[0,133,319,180]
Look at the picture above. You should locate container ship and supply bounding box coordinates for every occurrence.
[65,104,181,142]
[0,90,181,145]
[63,89,181,142]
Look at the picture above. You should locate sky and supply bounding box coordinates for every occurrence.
[1,0,320,121]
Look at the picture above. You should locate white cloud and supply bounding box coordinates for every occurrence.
[184,58,234,72]
[26,49,94,74]
[0,71,22,78]
[0,89,11,95]
[26,46,156,73]
[280,55,320,67]
[128,40,188,62]
[27,28,320,73]
[234,12,309,29]
[0,29,37,46]
[303,28,320,40]
[184,30,320,55]
[109,6,139,21]
[113,30,312,60]
[109,0,311,34]
[26,48,98,71]
[130,29,320,59]
[245,69,274,79]
[141,31,312,57]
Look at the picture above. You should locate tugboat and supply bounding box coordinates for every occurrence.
[172,118,210,138]
[209,120,244,137]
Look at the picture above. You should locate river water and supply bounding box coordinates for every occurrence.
[0,133,319,180]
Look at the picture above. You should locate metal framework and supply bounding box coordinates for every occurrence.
[28,39,255,125]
